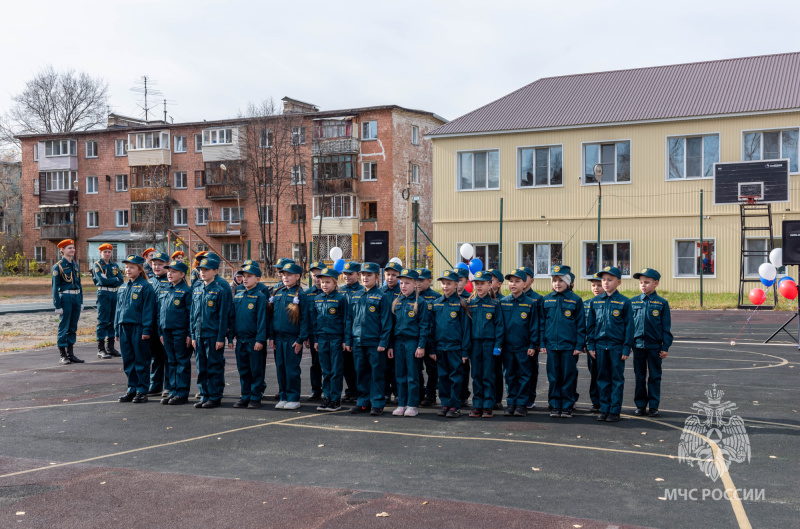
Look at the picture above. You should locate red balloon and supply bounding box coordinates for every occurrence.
[748,288,766,305]
[465,281,473,294]
[779,280,798,300]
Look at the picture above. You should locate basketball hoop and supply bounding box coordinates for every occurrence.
[738,195,761,205]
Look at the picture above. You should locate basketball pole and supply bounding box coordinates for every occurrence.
[700,189,704,308]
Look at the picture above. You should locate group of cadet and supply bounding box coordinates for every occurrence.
[51,238,673,421]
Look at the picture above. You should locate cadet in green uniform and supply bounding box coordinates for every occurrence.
[499,269,539,417]
[312,267,349,412]
[190,255,232,409]
[345,262,392,415]
[304,261,324,401]
[489,269,505,408]
[229,262,269,409]
[115,255,156,403]
[415,268,439,407]
[93,243,123,359]
[271,261,308,410]
[466,271,504,418]
[584,273,603,412]
[147,252,170,396]
[381,261,403,403]
[631,268,672,417]
[340,261,364,403]
[52,239,85,365]
[159,261,193,404]
[521,266,544,409]
[541,265,585,418]
[455,266,472,406]
[586,266,633,422]
[430,269,470,418]
[143,247,156,279]
[268,257,295,401]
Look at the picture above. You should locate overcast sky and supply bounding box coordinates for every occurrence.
[2,0,800,126]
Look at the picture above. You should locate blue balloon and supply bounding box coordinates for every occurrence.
[779,276,795,284]
[761,276,775,287]
[333,259,345,272]
[468,258,483,274]
[455,262,469,270]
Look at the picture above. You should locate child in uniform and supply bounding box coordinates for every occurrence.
[271,261,309,410]
[521,267,544,410]
[148,252,171,397]
[340,261,364,403]
[159,260,193,405]
[381,262,403,404]
[304,261,325,401]
[586,266,633,423]
[489,269,505,407]
[415,268,439,407]
[466,270,504,418]
[584,273,603,413]
[631,268,672,417]
[93,243,123,359]
[229,262,269,409]
[312,267,349,412]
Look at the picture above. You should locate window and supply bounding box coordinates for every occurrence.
[44,140,76,157]
[174,208,188,226]
[34,246,46,262]
[195,207,209,225]
[583,241,631,277]
[458,150,500,190]
[222,243,241,262]
[314,120,351,139]
[45,171,76,191]
[361,201,378,221]
[292,243,306,263]
[362,121,377,140]
[743,128,799,173]
[519,242,563,278]
[519,145,563,187]
[410,163,420,184]
[174,171,187,189]
[116,174,128,191]
[259,206,273,224]
[33,144,38,161]
[203,128,233,145]
[86,176,98,194]
[115,139,127,157]
[259,242,273,261]
[313,155,355,184]
[583,141,630,184]
[312,235,350,260]
[87,211,99,228]
[115,210,129,227]
[667,134,719,179]
[458,243,500,270]
[314,195,353,218]
[34,179,39,195]
[292,127,306,145]
[194,133,203,152]
[291,164,306,185]
[221,207,243,224]
[362,162,377,181]
[259,129,273,148]
[258,166,273,186]
[412,126,419,145]
[34,213,41,228]
[291,204,306,223]
[675,239,716,278]
[85,141,98,158]
[745,238,785,277]
[128,131,168,150]
[194,170,206,188]
[173,135,186,153]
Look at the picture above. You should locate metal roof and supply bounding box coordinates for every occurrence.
[428,52,800,137]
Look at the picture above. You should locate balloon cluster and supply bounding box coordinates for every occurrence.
[751,248,797,305]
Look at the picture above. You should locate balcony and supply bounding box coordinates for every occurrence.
[127,131,171,166]
[130,186,171,203]
[206,220,247,237]
[40,224,77,241]
[39,187,78,207]
[312,177,356,196]
[312,137,359,156]
[205,183,240,200]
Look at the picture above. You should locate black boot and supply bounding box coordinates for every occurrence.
[107,337,121,357]
[67,344,84,364]
[59,347,71,365]
[97,339,111,359]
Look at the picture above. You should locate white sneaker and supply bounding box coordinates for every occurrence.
[275,400,288,409]
[284,401,301,410]
[392,406,407,416]
[404,407,418,417]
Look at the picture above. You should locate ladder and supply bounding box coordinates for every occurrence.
[738,202,778,309]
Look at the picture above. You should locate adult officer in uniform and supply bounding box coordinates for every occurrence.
[52,239,84,365]
[93,243,123,359]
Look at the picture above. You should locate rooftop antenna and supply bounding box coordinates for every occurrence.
[130,76,162,122]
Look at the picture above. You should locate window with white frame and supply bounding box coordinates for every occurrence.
[194,133,203,152]
[519,145,563,187]
[34,246,46,262]
[87,211,99,228]
[292,127,306,145]
[174,135,187,153]
[85,141,98,158]
[259,205,273,224]
[292,243,306,262]
[410,163,420,184]
[222,243,241,262]
[458,150,500,190]
[115,139,127,157]
[520,242,563,277]
[45,171,76,191]
[34,179,39,195]
[33,144,38,161]
[34,213,41,228]
[675,239,715,277]
[128,131,168,150]
[744,238,784,276]
[203,128,233,145]
[583,241,631,277]
[362,121,377,140]
[259,242,273,262]
[173,208,188,226]
[743,128,799,173]
[411,126,419,145]
[458,243,500,270]
[259,129,273,148]
[583,141,630,184]
[291,164,306,185]
[221,207,243,224]
[44,140,76,156]
[668,134,719,179]
[174,171,187,189]
[116,174,128,191]
[314,195,353,218]
[362,161,377,181]
[115,210,129,227]
[195,207,209,225]
[86,175,98,194]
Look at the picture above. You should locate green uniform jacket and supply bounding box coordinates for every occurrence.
[52,258,83,309]
[231,287,268,343]
[158,281,193,332]
[467,294,504,349]
[92,260,123,289]
[271,284,308,344]
[586,291,633,351]
[311,291,348,340]
[114,275,156,335]
[340,282,365,301]
[499,293,541,351]
[190,278,233,343]
[345,285,392,349]
[631,292,673,351]
[542,290,586,351]
[390,294,430,350]
[430,293,470,352]
[303,285,320,341]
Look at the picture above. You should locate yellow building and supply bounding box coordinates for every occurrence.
[427,52,800,294]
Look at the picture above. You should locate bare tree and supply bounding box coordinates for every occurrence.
[1,65,109,152]
[0,155,22,254]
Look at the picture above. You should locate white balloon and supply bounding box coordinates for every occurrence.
[460,243,474,260]
[329,247,343,261]
[759,262,777,281]
[769,248,783,268]
[389,257,402,265]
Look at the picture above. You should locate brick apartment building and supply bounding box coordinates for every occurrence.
[18,97,445,275]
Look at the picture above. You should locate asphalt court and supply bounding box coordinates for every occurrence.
[0,310,798,528]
